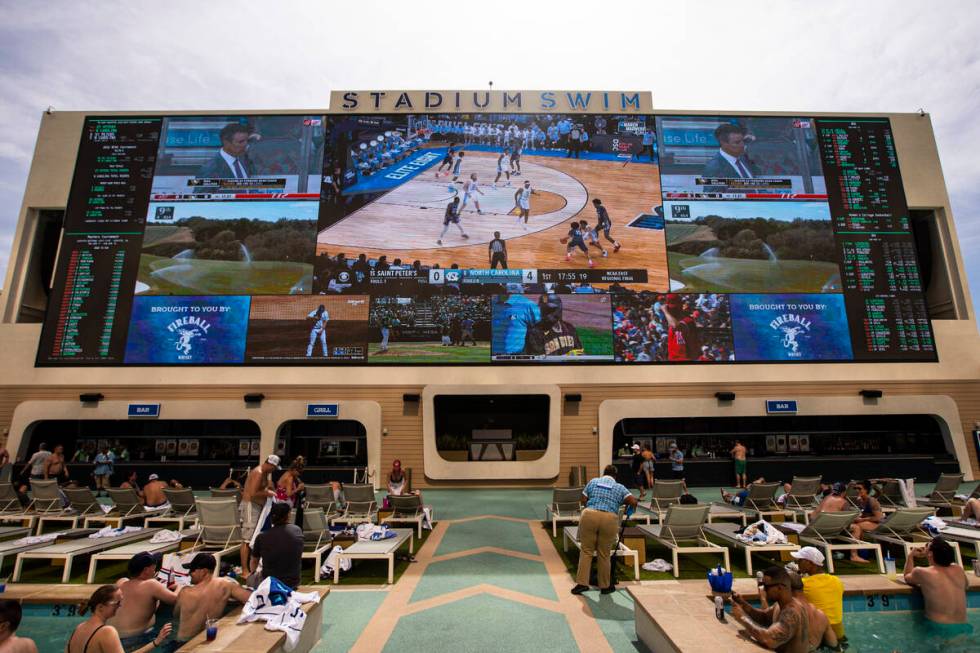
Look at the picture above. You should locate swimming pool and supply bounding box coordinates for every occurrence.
[838,593,979,653]
[19,603,175,653]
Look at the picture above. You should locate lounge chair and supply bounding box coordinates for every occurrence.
[545,488,583,537]
[637,505,730,578]
[382,494,433,539]
[865,507,963,566]
[705,521,800,575]
[939,521,980,558]
[22,479,78,535]
[844,481,863,510]
[332,484,378,528]
[62,488,145,530]
[707,503,748,527]
[86,527,200,582]
[917,473,966,514]
[0,528,97,574]
[301,509,334,582]
[715,482,794,523]
[795,510,884,573]
[107,488,166,525]
[210,488,241,502]
[144,488,199,530]
[873,479,909,512]
[782,477,822,523]
[0,484,23,515]
[191,498,243,569]
[0,526,30,541]
[637,480,685,523]
[304,484,342,523]
[13,527,158,583]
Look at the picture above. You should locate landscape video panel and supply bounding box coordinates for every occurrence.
[664,200,840,293]
[34,111,937,366]
[138,200,318,296]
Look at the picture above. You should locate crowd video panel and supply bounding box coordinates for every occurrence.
[35,111,937,366]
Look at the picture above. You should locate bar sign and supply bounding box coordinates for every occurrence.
[307,403,339,418]
[128,404,160,418]
[766,400,797,414]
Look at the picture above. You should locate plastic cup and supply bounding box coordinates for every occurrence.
[205,618,218,642]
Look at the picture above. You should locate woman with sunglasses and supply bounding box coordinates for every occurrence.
[66,585,172,653]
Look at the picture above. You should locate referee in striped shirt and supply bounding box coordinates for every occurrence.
[489,231,508,269]
[572,465,637,595]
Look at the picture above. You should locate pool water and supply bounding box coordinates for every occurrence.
[833,593,980,653]
[19,603,85,653]
[19,603,175,653]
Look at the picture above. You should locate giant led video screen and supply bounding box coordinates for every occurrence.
[36,112,936,365]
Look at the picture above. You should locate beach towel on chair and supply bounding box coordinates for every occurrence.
[157,551,194,586]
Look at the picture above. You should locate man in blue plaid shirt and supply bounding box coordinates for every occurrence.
[572,465,637,595]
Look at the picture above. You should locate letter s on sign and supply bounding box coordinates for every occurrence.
[342,92,358,109]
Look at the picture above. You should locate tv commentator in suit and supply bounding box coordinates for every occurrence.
[700,123,760,179]
[197,123,254,179]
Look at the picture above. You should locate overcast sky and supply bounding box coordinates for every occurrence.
[0,0,977,316]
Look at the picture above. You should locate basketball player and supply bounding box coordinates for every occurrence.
[306,304,329,357]
[523,294,584,357]
[580,221,608,257]
[592,198,622,254]
[561,221,594,268]
[461,173,485,215]
[436,141,458,177]
[494,149,512,187]
[437,197,469,245]
[510,143,522,175]
[448,151,466,193]
[514,180,536,228]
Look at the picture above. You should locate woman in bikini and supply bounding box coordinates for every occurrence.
[66,585,171,653]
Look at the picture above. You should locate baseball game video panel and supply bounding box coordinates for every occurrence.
[36,111,936,366]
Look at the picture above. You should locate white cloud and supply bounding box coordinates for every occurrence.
[0,0,977,313]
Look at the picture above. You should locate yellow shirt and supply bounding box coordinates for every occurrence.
[802,573,844,624]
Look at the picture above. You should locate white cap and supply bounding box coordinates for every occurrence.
[790,546,825,566]
[631,444,641,451]
[265,454,282,469]
[148,474,159,481]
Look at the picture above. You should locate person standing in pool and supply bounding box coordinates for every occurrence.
[904,537,970,632]
[110,553,181,652]
[0,600,37,653]
[170,553,253,651]
[67,585,172,653]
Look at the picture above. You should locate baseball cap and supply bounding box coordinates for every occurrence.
[265,454,282,469]
[128,552,161,576]
[790,546,826,566]
[186,552,216,572]
[148,473,159,481]
[631,444,641,452]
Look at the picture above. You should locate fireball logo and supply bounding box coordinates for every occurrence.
[175,328,200,355]
[769,313,812,358]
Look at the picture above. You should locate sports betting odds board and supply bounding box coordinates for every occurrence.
[36,112,937,366]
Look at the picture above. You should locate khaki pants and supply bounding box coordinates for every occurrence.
[576,508,619,588]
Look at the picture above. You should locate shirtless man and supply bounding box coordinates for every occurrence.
[143,474,168,508]
[170,553,252,650]
[42,444,68,483]
[810,482,849,519]
[110,553,180,652]
[0,599,37,653]
[730,440,747,489]
[730,566,809,653]
[904,537,969,628]
[240,455,280,574]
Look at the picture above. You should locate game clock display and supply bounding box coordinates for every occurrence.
[36,112,936,366]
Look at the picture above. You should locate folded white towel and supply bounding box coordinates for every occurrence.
[642,558,673,572]
[149,529,182,543]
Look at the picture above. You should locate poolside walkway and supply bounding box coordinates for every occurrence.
[324,489,637,653]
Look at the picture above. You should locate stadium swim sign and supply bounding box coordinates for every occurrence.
[331,90,652,113]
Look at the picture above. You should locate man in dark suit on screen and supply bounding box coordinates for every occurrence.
[197,123,254,179]
[700,123,759,179]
